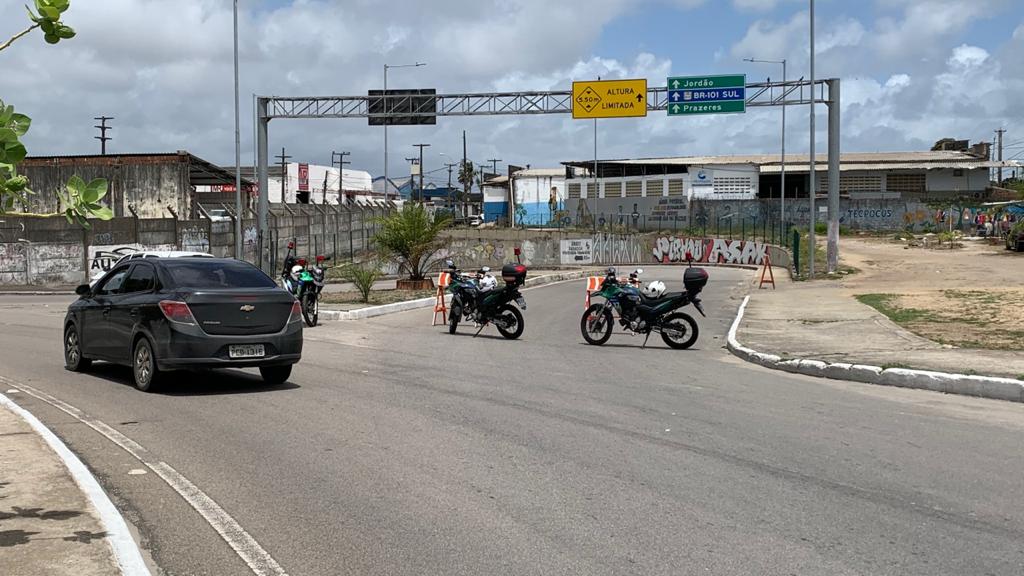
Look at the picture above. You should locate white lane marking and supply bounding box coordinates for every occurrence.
[0,376,289,576]
[727,295,751,349]
[0,392,152,576]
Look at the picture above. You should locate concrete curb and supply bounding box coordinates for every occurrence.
[0,392,152,575]
[727,295,1024,403]
[320,269,599,322]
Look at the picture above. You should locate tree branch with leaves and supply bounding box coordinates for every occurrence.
[1,0,112,227]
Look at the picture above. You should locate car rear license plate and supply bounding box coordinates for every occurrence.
[229,344,265,359]
[515,297,527,310]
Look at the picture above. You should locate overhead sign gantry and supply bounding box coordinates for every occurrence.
[255,77,841,271]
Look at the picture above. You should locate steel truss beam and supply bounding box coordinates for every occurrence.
[261,79,833,120]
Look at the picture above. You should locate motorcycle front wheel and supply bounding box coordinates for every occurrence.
[303,290,319,327]
[660,312,698,349]
[494,304,525,340]
[580,304,613,345]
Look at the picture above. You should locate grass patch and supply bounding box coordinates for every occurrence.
[881,362,912,370]
[855,294,931,323]
[321,288,436,306]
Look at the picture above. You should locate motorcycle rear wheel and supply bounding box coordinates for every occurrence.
[495,304,524,340]
[660,312,698,349]
[581,304,613,345]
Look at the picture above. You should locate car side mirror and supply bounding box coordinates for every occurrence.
[75,284,91,296]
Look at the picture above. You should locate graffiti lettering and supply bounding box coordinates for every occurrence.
[179,225,210,253]
[653,236,767,265]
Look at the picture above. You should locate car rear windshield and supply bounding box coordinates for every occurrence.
[162,259,277,289]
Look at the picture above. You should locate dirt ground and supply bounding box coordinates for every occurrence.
[837,237,1024,351]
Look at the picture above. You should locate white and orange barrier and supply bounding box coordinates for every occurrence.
[584,276,604,309]
[432,271,453,325]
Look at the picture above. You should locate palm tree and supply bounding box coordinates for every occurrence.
[374,203,453,282]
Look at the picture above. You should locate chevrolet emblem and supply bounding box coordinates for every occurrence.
[240,305,255,312]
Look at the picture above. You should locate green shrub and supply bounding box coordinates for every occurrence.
[340,261,382,303]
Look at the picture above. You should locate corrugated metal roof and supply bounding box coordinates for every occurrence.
[562,150,1018,169]
[760,160,1017,173]
[512,168,564,177]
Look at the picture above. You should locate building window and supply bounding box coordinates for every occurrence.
[886,173,926,193]
[626,181,642,197]
[647,179,666,197]
[819,173,883,193]
[667,179,684,196]
[568,182,581,199]
[714,177,753,194]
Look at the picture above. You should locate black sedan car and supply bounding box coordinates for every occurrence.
[64,257,303,391]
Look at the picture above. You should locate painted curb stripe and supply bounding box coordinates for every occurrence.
[726,295,1024,403]
[0,376,289,576]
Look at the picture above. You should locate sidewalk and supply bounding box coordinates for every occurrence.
[0,397,130,576]
[735,268,1024,382]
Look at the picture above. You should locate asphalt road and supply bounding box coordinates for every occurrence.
[2,267,1024,576]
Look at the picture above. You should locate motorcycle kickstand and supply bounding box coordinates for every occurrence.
[641,331,652,349]
[473,323,486,338]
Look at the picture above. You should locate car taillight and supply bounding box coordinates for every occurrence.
[288,300,303,324]
[159,300,197,325]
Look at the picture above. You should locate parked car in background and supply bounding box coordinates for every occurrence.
[206,209,232,222]
[1006,221,1024,251]
[66,257,303,391]
[89,251,213,286]
[468,215,482,227]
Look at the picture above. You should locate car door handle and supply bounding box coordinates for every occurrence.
[130,308,139,317]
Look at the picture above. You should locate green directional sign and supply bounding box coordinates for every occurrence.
[667,74,746,116]
[669,100,746,116]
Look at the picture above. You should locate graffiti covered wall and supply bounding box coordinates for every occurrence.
[652,236,770,266]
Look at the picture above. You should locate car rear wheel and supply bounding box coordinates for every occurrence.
[132,338,161,392]
[64,326,91,372]
[260,365,292,385]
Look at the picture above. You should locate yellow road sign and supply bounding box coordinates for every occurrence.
[572,79,648,119]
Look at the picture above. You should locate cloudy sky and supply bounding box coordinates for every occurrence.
[1,0,1022,186]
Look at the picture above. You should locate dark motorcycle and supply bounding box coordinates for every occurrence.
[581,262,708,349]
[446,260,528,339]
[281,241,329,327]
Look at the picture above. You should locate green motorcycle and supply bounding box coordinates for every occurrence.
[581,266,707,349]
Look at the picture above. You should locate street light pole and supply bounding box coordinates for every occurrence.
[808,0,816,278]
[744,57,787,240]
[232,0,242,259]
[382,62,425,203]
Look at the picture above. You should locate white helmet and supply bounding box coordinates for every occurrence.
[642,280,666,299]
[290,265,304,280]
[478,274,498,293]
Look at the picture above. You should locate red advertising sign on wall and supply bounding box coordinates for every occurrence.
[298,163,309,192]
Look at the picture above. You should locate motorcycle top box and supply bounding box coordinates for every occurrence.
[501,264,527,286]
[684,268,709,294]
